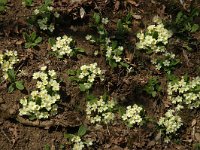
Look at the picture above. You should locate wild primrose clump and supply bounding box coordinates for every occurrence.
[122,104,143,127]
[86,13,129,69]
[31,0,60,32]
[158,109,182,135]
[0,50,19,80]
[19,66,60,120]
[51,35,74,58]
[67,135,93,150]
[136,16,179,73]
[167,76,200,110]
[86,96,115,124]
[68,134,93,150]
[68,63,104,91]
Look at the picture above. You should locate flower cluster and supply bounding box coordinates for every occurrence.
[85,35,95,43]
[151,51,179,72]
[106,45,124,64]
[33,4,60,32]
[19,66,60,119]
[122,104,143,127]
[69,135,93,150]
[77,63,104,91]
[158,109,183,134]
[51,35,75,58]
[167,76,200,109]
[136,16,178,72]
[86,96,115,124]
[86,14,127,69]
[0,50,19,80]
[136,16,172,52]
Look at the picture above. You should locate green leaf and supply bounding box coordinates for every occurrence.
[64,133,74,139]
[15,81,24,90]
[152,91,157,97]
[191,24,199,32]
[117,19,124,33]
[67,70,76,76]
[44,144,50,150]
[111,41,118,49]
[120,62,129,68]
[25,43,31,48]
[48,38,56,46]
[176,11,183,24]
[23,32,30,42]
[35,37,42,44]
[79,84,87,91]
[93,13,101,24]
[78,125,87,137]
[24,0,33,6]
[0,0,7,5]
[76,47,85,53]
[68,76,79,82]
[45,0,52,5]
[0,5,5,11]
[109,60,117,68]
[31,32,36,40]
[8,84,15,93]
[7,69,15,81]
[118,106,126,116]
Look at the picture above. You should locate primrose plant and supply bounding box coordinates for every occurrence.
[0,50,24,93]
[50,35,84,58]
[68,63,104,91]
[65,125,93,150]
[144,77,162,97]
[0,50,19,80]
[136,16,179,73]
[19,66,60,120]
[23,32,42,48]
[121,104,144,127]
[158,109,183,142]
[167,76,200,110]
[22,0,33,7]
[86,13,129,69]
[28,0,60,32]
[0,0,7,12]
[86,95,116,124]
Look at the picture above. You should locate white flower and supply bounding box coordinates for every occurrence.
[48,70,56,78]
[0,50,19,80]
[102,18,109,24]
[51,35,74,57]
[152,16,162,24]
[155,63,162,70]
[34,9,40,15]
[113,55,121,62]
[85,35,92,41]
[54,12,60,18]
[19,68,60,119]
[86,96,115,124]
[122,104,143,126]
[158,109,182,134]
[47,6,53,11]
[48,24,55,32]
[163,60,170,66]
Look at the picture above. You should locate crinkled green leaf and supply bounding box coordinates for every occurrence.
[7,69,15,82]
[8,84,15,93]
[15,81,24,90]
[78,125,87,137]
[35,37,42,44]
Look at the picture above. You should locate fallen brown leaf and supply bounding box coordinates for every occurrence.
[195,133,200,142]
